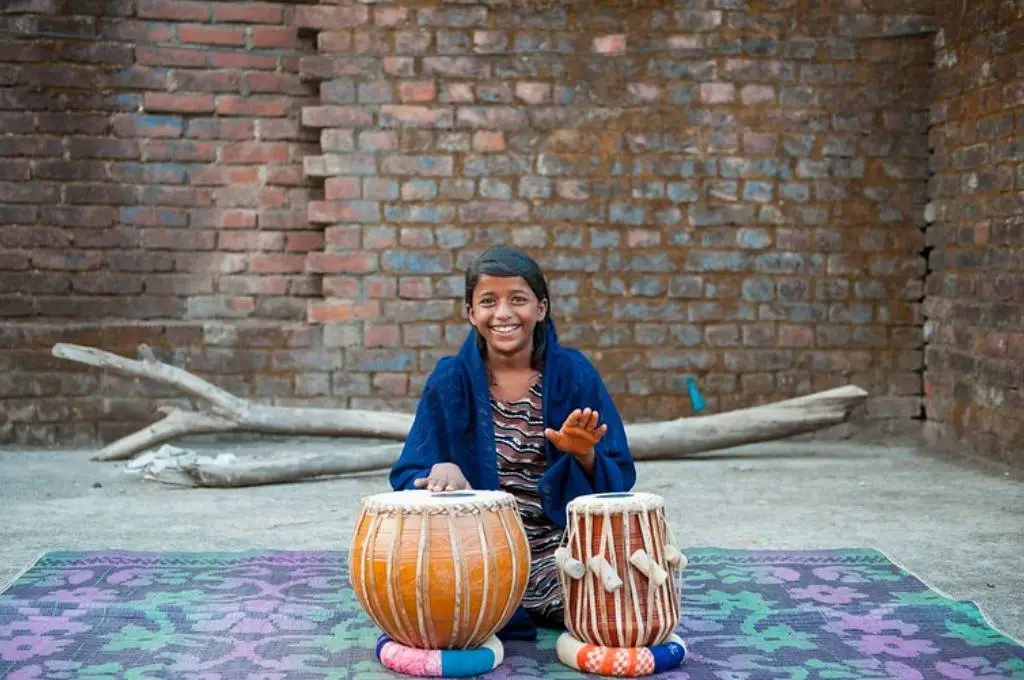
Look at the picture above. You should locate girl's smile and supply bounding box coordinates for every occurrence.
[468,274,548,362]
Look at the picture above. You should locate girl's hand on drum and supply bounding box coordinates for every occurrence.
[413,463,471,492]
[544,407,607,459]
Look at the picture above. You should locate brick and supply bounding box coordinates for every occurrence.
[385,205,457,224]
[308,200,380,224]
[383,300,454,322]
[364,178,400,200]
[186,119,252,141]
[322,129,355,153]
[438,133,471,153]
[458,201,529,222]
[219,231,284,252]
[247,72,305,96]
[401,179,437,201]
[305,154,376,177]
[302,55,373,81]
[473,130,505,152]
[143,92,214,114]
[179,24,246,46]
[423,57,490,79]
[375,6,409,26]
[382,252,452,274]
[325,177,360,201]
[301,106,373,128]
[424,30,462,54]
[592,34,626,54]
[379,105,453,128]
[456,106,527,129]
[419,7,487,26]
[381,155,454,176]
[466,153,531,176]
[137,0,208,20]
[212,2,282,24]
[309,300,380,324]
[479,179,511,200]
[741,84,775,105]
[399,81,437,103]
[325,226,361,250]
[296,5,368,29]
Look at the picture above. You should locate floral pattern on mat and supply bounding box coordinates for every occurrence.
[1,549,1021,679]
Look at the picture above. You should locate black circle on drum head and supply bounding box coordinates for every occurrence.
[595,492,634,498]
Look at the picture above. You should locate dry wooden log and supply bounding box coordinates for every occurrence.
[183,444,405,488]
[165,385,867,487]
[53,342,869,473]
[626,385,869,461]
[52,342,414,461]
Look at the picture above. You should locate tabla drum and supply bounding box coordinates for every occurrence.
[349,489,531,651]
[555,491,687,649]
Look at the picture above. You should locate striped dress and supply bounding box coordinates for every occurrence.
[490,372,565,624]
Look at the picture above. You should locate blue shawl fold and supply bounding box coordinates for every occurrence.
[389,321,636,528]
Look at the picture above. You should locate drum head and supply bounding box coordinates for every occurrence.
[566,491,665,513]
[360,488,515,512]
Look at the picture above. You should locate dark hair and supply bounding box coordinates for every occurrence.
[465,246,551,369]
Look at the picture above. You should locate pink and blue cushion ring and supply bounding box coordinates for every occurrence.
[375,634,504,677]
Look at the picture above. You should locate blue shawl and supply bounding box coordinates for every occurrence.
[389,321,636,527]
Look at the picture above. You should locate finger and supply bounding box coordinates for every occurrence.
[566,409,581,427]
[414,477,429,488]
[587,410,600,431]
[597,423,608,437]
[544,428,564,449]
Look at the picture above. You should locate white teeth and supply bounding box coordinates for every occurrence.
[492,325,519,333]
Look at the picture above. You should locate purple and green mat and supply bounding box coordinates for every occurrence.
[1,548,1021,679]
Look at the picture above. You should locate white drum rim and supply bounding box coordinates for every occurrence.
[566,491,665,512]
[360,489,518,513]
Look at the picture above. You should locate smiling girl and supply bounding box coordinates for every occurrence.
[389,245,636,640]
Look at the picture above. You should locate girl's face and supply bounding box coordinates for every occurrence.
[468,274,547,361]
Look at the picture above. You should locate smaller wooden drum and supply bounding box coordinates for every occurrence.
[349,489,531,650]
[556,492,687,649]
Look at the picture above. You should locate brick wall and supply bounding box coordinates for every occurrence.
[1,0,938,446]
[923,1,1024,466]
[292,0,935,422]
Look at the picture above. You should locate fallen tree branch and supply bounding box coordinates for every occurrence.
[53,343,869,476]
[52,342,415,461]
[156,386,867,487]
[627,385,869,461]
[183,444,405,487]
[99,407,239,462]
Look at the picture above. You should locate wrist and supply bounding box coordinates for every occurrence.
[573,447,595,461]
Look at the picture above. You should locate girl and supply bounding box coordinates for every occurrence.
[389,245,636,641]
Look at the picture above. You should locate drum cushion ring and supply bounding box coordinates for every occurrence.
[556,631,687,677]
[375,634,504,677]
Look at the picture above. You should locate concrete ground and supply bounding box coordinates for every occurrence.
[1,436,1022,643]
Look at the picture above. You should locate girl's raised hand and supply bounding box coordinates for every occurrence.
[544,407,607,458]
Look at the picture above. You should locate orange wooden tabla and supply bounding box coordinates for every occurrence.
[349,489,531,650]
[555,492,688,649]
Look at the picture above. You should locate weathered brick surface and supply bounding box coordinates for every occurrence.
[0,0,961,446]
[922,2,1024,467]
[0,0,317,327]
[296,0,935,425]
